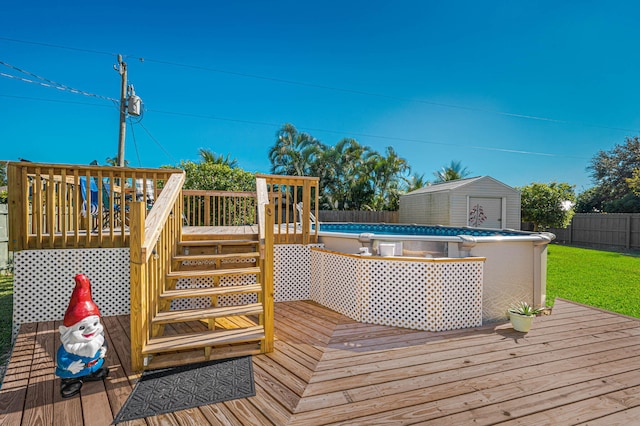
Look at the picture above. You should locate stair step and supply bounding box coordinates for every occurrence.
[160,284,262,299]
[152,303,264,325]
[145,343,261,370]
[173,252,259,262]
[142,325,265,354]
[178,239,259,247]
[167,266,261,280]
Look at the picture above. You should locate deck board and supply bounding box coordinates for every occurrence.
[2,299,640,425]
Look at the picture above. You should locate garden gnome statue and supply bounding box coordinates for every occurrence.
[55,274,109,398]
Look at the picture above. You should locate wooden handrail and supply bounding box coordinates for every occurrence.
[256,178,269,242]
[141,173,185,261]
[129,172,184,371]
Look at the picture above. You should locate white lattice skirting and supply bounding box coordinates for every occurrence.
[13,248,131,335]
[311,249,484,332]
[12,244,483,335]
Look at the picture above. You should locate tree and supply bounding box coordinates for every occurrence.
[269,123,322,176]
[176,161,255,191]
[317,138,376,210]
[0,162,6,186]
[267,122,418,211]
[589,136,640,199]
[575,187,606,213]
[404,173,429,192]
[627,168,640,196]
[433,161,471,182]
[106,155,129,167]
[581,136,640,212]
[198,148,238,168]
[369,146,411,210]
[0,162,6,203]
[518,182,576,231]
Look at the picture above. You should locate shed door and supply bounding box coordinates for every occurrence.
[468,197,502,228]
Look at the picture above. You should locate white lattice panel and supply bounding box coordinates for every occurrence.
[439,262,483,330]
[311,249,484,332]
[362,260,443,330]
[13,249,130,332]
[171,260,258,311]
[274,244,322,302]
[310,250,361,320]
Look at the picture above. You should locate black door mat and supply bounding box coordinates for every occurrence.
[113,356,255,424]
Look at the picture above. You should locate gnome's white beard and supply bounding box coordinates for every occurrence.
[59,315,106,358]
[63,333,104,358]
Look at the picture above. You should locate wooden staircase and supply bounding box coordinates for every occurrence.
[142,235,268,369]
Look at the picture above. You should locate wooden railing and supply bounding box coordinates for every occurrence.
[7,161,182,250]
[182,190,257,226]
[256,178,274,353]
[256,174,319,244]
[129,172,185,371]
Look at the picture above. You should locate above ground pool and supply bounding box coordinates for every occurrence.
[315,222,554,321]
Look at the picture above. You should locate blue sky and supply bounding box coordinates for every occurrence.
[2,1,640,192]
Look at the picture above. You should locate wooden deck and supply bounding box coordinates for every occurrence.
[2,299,640,425]
[182,225,258,238]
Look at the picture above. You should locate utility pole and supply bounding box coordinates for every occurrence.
[115,54,127,167]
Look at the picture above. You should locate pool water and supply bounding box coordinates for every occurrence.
[317,223,527,237]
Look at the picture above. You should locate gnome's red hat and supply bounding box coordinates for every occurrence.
[63,274,101,327]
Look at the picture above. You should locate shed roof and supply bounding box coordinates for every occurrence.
[403,176,518,196]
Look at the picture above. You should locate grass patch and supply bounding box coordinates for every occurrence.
[0,274,13,371]
[547,244,640,318]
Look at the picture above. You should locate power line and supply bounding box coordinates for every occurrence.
[0,93,117,108]
[0,90,598,161]
[2,36,638,134]
[128,118,142,167]
[137,121,177,164]
[0,60,119,103]
[0,36,116,57]
[147,108,591,160]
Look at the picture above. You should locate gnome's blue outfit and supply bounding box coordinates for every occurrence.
[55,344,106,379]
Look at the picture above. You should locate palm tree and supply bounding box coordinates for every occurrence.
[433,161,471,183]
[404,173,429,192]
[319,138,376,210]
[106,155,129,167]
[198,148,238,168]
[268,123,322,176]
[370,146,411,210]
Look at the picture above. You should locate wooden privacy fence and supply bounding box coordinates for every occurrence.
[318,210,399,223]
[538,213,640,250]
[7,161,183,250]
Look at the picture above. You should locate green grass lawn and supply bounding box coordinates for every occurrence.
[547,244,640,318]
[0,274,13,372]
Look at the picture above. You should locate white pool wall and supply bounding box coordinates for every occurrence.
[318,228,553,322]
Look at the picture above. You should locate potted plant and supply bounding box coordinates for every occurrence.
[508,301,544,332]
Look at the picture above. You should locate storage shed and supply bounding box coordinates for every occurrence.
[399,176,521,230]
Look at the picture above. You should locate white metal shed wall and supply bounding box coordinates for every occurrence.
[399,192,450,224]
[399,177,521,229]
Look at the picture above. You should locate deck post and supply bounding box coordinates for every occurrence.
[263,203,275,353]
[129,201,147,371]
[7,163,26,252]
